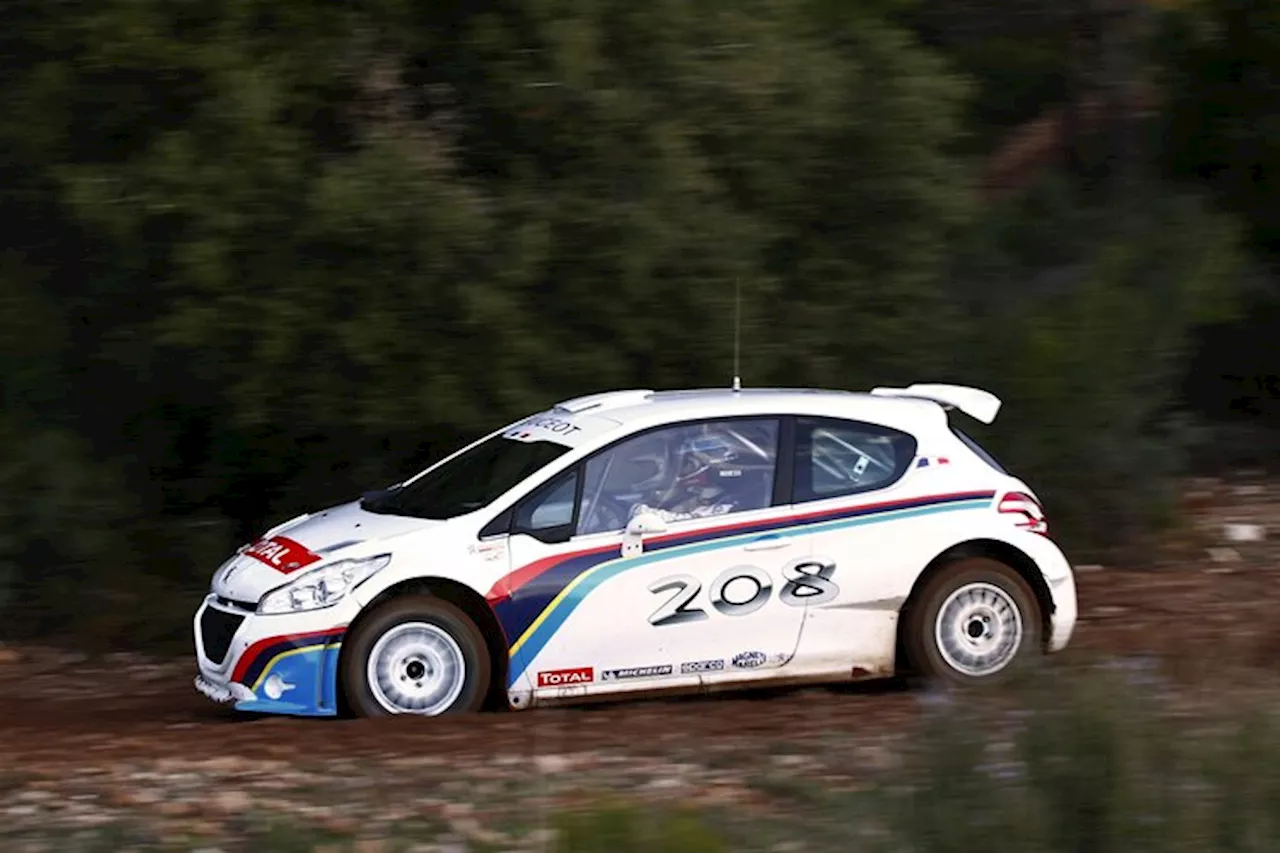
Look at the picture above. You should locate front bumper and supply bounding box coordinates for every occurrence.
[193,594,359,716]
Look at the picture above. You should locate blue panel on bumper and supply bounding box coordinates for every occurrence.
[233,642,344,717]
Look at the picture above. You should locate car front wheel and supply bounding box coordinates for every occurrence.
[341,595,491,717]
[903,557,1042,685]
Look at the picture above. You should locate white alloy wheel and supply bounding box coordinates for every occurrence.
[933,581,1024,677]
[903,557,1042,685]
[366,621,467,715]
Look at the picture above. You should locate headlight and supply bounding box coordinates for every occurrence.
[257,554,391,615]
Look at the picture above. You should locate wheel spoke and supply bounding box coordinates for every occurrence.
[366,622,467,715]
[933,582,1024,677]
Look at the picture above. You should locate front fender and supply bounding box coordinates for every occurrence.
[350,537,500,609]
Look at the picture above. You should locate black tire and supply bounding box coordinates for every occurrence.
[901,557,1042,686]
[341,595,491,717]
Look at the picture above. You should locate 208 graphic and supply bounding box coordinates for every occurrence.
[646,558,839,627]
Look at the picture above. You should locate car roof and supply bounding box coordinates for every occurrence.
[549,387,950,435]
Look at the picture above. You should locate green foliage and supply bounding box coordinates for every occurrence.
[0,413,135,636]
[944,175,1245,553]
[0,0,1256,645]
[898,0,1075,151]
[873,664,1280,853]
[1158,0,1280,255]
[1155,0,1280,435]
[553,801,729,853]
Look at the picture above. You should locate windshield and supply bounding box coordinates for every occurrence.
[361,435,570,520]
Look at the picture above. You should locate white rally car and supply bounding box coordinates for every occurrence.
[194,384,1077,717]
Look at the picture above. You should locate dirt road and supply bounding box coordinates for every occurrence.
[1,476,1276,763]
[0,476,1274,848]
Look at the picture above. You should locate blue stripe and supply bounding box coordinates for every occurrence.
[508,495,992,686]
[493,549,613,643]
[238,629,346,688]
[496,490,994,645]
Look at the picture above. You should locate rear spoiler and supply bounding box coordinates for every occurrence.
[869,383,1002,424]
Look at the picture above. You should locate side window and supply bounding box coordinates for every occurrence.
[793,417,916,503]
[575,418,781,536]
[512,467,579,541]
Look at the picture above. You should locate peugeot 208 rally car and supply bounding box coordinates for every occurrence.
[194,384,1077,717]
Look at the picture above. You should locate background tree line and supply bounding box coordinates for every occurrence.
[0,0,1275,650]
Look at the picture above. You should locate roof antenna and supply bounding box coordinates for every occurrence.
[732,277,742,391]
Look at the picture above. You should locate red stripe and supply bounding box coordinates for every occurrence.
[641,488,993,545]
[484,543,619,603]
[485,490,992,601]
[230,628,346,683]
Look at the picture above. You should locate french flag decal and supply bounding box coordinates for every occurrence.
[916,456,950,468]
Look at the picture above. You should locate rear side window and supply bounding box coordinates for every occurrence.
[793,417,917,502]
[951,426,1009,475]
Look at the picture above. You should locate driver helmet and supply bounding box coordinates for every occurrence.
[672,429,747,501]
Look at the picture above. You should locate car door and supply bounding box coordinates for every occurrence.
[492,416,808,703]
[783,415,921,680]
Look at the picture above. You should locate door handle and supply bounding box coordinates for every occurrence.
[743,534,792,552]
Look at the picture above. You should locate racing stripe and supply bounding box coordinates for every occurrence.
[485,543,618,606]
[489,547,615,645]
[232,628,347,687]
[500,490,994,687]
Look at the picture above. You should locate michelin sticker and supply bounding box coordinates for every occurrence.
[602,665,673,681]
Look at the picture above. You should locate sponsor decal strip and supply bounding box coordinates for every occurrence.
[496,491,994,687]
[231,628,347,689]
[602,664,673,681]
[681,659,725,673]
[242,536,322,574]
[536,666,594,687]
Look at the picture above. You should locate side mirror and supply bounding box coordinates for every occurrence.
[623,511,667,556]
[626,512,668,537]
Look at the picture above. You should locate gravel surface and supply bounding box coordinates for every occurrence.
[0,475,1276,850]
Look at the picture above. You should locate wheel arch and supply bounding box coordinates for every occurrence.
[895,538,1055,673]
[337,577,511,715]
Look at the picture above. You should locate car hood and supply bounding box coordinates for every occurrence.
[212,500,439,603]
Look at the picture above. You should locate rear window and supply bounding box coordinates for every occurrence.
[793,417,917,502]
[951,426,1008,475]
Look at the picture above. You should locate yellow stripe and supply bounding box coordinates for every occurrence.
[509,556,623,656]
[250,642,341,691]
[507,531,765,656]
[507,500,992,663]
[507,527,777,656]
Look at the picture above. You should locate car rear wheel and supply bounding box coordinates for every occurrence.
[902,557,1042,685]
[342,595,490,717]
